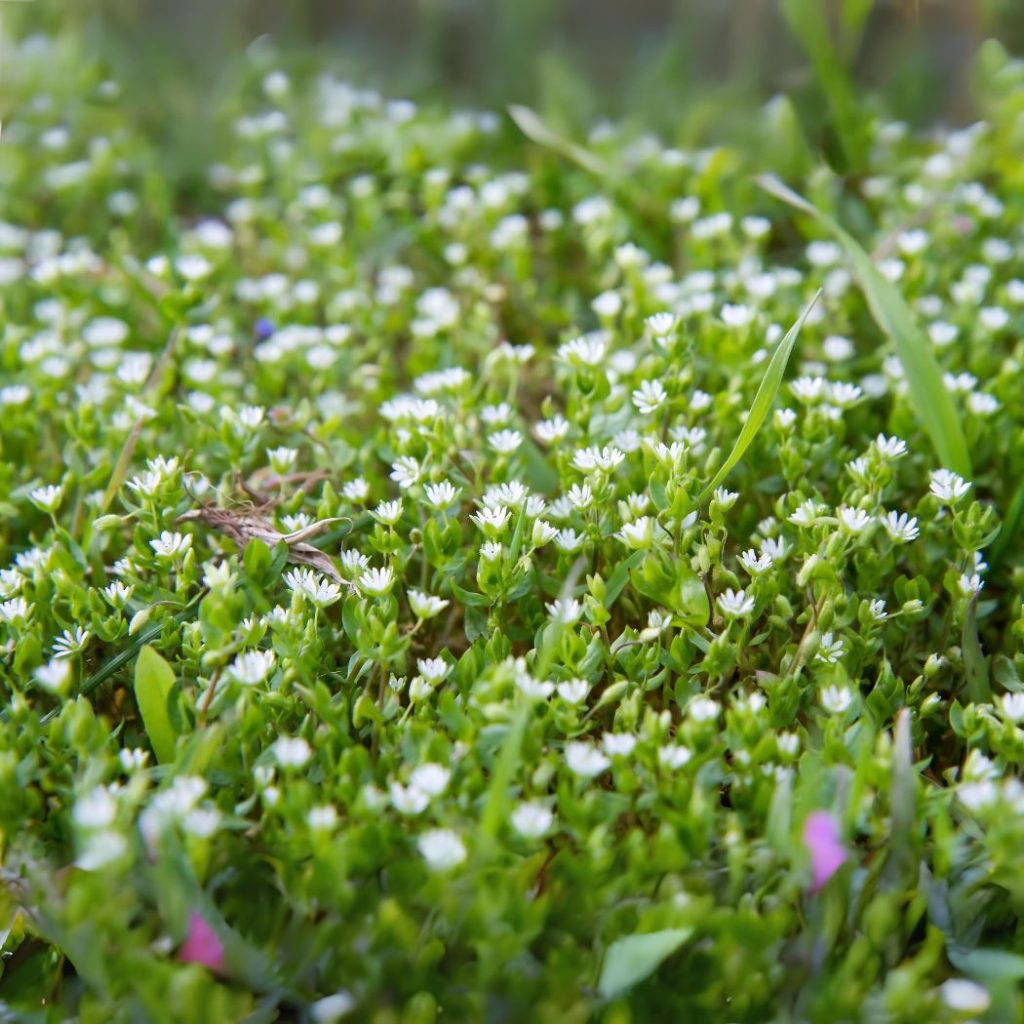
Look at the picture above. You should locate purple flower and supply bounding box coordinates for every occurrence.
[254,318,275,342]
[178,911,225,972]
[803,811,847,892]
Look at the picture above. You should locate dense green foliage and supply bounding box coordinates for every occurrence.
[3,25,1024,1024]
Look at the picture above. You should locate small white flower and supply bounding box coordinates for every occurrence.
[645,312,678,339]
[373,499,403,525]
[74,787,118,829]
[717,588,754,618]
[409,763,451,797]
[390,782,429,815]
[390,456,421,489]
[310,992,357,1023]
[471,505,511,535]
[881,510,920,542]
[30,484,63,513]
[820,684,852,714]
[967,392,999,416]
[284,567,342,607]
[417,828,467,870]
[759,536,787,561]
[150,531,192,560]
[632,379,667,415]
[273,736,312,768]
[601,733,637,758]
[557,334,607,368]
[556,678,589,704]
[688,697,721,723]
[532,520,558,546]
[35,658,72,694]
[417,657,450,683]
[546,597,582,625]
[408,590,450,619]
[617,517,654,550]
[867,599,888,621]
[790,376,826,403]
[535,414,571,445]
[342,477,370,502]
[511,802,554,838]
[939,979,990,1014]
[874,434,908,459]
[738,549,773,576]
[0,596,32,624]
[837,506,872,534]
[266,446,298,473]
[788,500,822,527]
[488,429,523,454]
[958,573,984,597]
[567,483,593,510]
[713,487,739,510]
[816,633,846,665]
[573,446,625,474]
[480,540,503,562]
[999,692,1024,723]
[227,649,276,686]
[657,744,692,769]
[53,626,90,658]
[774,408,797,430]
[554,528,584,553]
[358,566,395,597]
[424,481,459,509]
[929,468,971,504]
[565,742,610,777]
[308,805,338,831]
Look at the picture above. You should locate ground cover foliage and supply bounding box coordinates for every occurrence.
[3,24,1024,1024]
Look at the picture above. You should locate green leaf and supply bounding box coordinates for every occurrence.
[948,944,1024,981]
[604,550,646,608]
[597,928,693,999]
[758,175,971,478]
[699,290,820,501]
[507,105,607,176]
[134,645,180,764]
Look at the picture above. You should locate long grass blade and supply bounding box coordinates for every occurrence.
[699,290,820,502]
[758,174,971,478]
[508,105,607,176]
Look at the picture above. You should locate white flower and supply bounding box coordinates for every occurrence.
[788,500,822,527]
[404,765,449,800]
[488,429,522,454]
[827,382,862,407]
[30,484,63,513]
[688,697,721,722]
[546,598,582,625]
[471,505,511,535]
[74,787,118,829]
[958,573,984,597]
[658,744,692,769]
[308,806,338,831]
[511,802,554,838]
[556,679,589,704]
[0,596,32,624]
[284,567,342,607]
[535,414,571,444]
[417,657,450,683]
[759,536,788,561]
[516,675,554,699]
[601,733,637,758]
[183,807,222,838]
[150,531,192,560]
[35,658,72,694]
[867,599,888,621]
[424,481,459,509]
[532,520,558,546]
[358,566,395,596]
[837,506,872,534]
[999,693,1024,723]
[790,376,826,403]
[573,446,625,473]
[342,477,370,502]
[820,685,852,714]
[645,312,678,339]
[632,379,667,415]
[738,549,773,575]
[310,992,357,1023]
[592,291,622,319]
[967,392,999,416]
[273,736,312,768]
[53,626,90,658]
[557,334,607,368]
[617,517,654,550]
[373,499,403,525]
[816,633,846,665]
[881,510,920,542]
[554,528,584,553]
[76,831,128,871]
[567,483,593,510]
[713,487,739,510]
[266,446,298,473]
[227,649,276,685]
[480,541,503,562]
[939,979,990,1014]
[874,434,908,459]
[408,590,449,619]
[929,468,971,504]
[390,782,429,815]
[565,742,610,777]
[417,828,467,870]
[717,588,754,618]
[390,456,421,489]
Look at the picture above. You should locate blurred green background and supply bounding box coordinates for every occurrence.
[4,0,1023,175]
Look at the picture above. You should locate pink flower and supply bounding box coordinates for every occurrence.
[803,811,847,892]
[179,911,225,972]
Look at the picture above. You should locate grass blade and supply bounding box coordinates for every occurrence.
[134,645,180,764]
[699,290,820,502]
[758,174,971,478]
[508,105,607,176]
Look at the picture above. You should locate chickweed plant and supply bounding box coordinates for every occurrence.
[2,27,1024,1024]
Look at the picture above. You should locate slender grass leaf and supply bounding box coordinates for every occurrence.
[698,290,820,502]
[961,595,991,704]
[508,105,607,177]
[597,928,694,999]
[990,475,1024,568]
[758,175,971,478]
[886,708,918,885]
[134,644,180,764]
